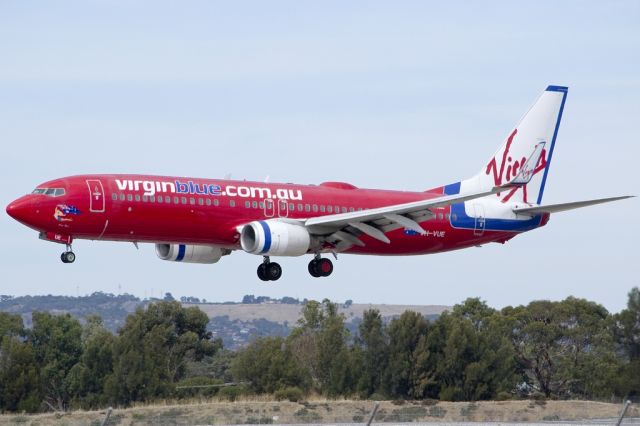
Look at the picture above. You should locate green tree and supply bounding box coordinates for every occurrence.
[232,336,308,393]
[614,287,640,397]
[382,311,428,398]
[105,301,219,405]
[356,309,388,397]
[0,313,41,412]
[29,312,83,411]
[503,297,617,398]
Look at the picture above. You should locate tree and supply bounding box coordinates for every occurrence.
[614,287,640,397]
[105,301,220,405]
[0,313,40,412]
[356,309,388,397]
[503,297,617,398]
[29,312,83,411]
[383,311,428,398]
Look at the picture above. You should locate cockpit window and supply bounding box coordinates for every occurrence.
[32,188,65,197]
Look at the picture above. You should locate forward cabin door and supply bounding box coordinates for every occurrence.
[86,179,105,213]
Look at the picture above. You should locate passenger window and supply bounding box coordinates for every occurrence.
[142,195,148,202]
[341,207,347,213]
[156,196,162,203]
[245,201,251,208]
[126,194,132,201]
[198,198,204,206]
[119,194,125,201]
[181,197,187,204]
[289,203,294,210]
[357,207,363,211]
[313,204,318,212]
[349,207,355,212]
[150,196,155,202]
[320,205,326,213]
[112,193,117,201]
[213,199,219,206]
[189,198,195,205]
[305,204,311,212]
[135,194,141,202]
[174,197,179,204]
[438,213,444,220]
[230,200,235,207]
[328,206,333,213]
[252,201,258,209]
[165,196,171,203]
[445,213,450,220]
[259,202,264,209]
[297,204,303,211]
[206,199,211,206]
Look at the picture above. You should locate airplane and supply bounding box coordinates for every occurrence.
[6,85,633,281]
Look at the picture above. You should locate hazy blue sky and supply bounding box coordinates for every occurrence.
[1,1,638,312]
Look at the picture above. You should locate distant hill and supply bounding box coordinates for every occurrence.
[0,293,449,350]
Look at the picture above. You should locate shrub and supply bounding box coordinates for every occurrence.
[274,386,304,402]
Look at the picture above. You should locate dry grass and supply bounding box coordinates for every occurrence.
[1,399,637,425]
[188,303,449,325]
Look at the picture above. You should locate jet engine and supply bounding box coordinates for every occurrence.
[155,244,226,264]
[240,220,311,256]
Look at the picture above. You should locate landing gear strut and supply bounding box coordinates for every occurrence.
[308,255,333,278]
[61,245,76,264]
[257,256,282,281]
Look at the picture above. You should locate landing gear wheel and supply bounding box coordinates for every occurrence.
[266,262,282,281]
[61,251,76,264]
[308,260,320,277]
[257,264,269,281]
[308,257,333,277]
[317,258,333,277]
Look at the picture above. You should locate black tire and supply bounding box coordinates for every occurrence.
[267,262,282,281]
[317,258,333,277]
[308,260,320,277]
[61,252,68,263]
[257,264,269,281]
[63,252,76,263]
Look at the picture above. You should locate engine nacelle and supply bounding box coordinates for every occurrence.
[240,220,311,256]
[155,244,225,264]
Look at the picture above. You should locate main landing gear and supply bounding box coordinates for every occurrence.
[308,256,333,278]
[60,245,76,264]
[257,256,282,281]
[255,255,334,281]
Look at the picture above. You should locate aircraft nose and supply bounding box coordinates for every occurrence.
[6,196,34,223]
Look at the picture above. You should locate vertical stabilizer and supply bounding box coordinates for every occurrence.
[464,85,568,204]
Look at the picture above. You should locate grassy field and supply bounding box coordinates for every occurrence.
[189,303,450,324]
[2,399,637,425]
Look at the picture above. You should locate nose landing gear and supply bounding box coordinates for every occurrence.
[308,256,333,278]
[257,256,282,281]
[61,245,76,264]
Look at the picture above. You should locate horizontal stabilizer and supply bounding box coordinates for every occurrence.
[513,196,634,215]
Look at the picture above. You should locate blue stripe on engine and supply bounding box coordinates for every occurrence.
[258,221,271,253]
[176,244,186,261]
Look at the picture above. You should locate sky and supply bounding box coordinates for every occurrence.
[0,1,638,313]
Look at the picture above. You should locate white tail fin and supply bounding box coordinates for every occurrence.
[464,85,568,204]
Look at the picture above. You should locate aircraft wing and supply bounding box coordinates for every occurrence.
[512,196,634,215]
[301,142,546,248]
